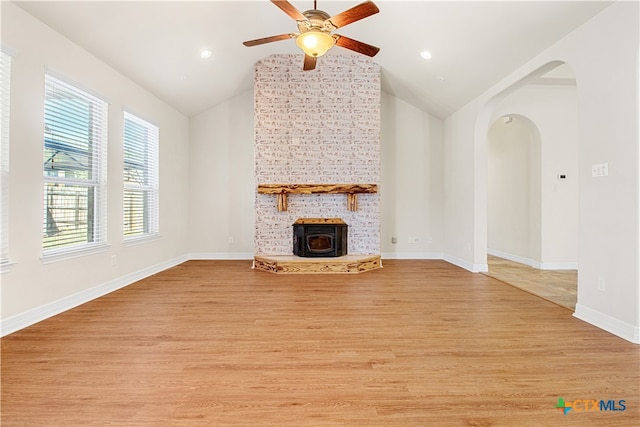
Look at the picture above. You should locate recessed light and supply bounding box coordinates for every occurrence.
[420,50,432,60]
[200,50,213,59]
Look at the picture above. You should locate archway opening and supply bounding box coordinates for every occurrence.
[483,62,579,310]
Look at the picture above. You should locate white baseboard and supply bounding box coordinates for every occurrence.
[1,254,188,337]
[380,252,488,273]
[487,248,577,270]
[574,303,640,344]
[487,248,536,267]
[188,252,254,260]
[443,254,488,273]
[202,252,451,262]
[381,252,444,260]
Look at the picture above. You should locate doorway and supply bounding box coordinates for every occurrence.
[485,63,579,310]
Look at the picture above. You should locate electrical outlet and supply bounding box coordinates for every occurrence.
[228,237,234,245]
[427,237,433,244]
[391,237,397,244]
[408,237,420,244]
[110,255,117,266]
[597,277,606,292]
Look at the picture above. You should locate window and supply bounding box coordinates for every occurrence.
[1,50,12,266]
[43,74,107,255]
[123,111,158,239]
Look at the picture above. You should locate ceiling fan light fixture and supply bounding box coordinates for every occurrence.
[242,0,380,70]
[296,31,335,57]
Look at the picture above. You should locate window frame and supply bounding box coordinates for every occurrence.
[42,73,108,260]
[123,110,159,242]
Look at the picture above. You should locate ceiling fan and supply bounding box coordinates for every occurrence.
[243,0,380,71]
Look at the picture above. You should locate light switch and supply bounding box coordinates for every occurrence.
[592,163,608,178]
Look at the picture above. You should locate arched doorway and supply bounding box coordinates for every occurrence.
[483,62,579,310]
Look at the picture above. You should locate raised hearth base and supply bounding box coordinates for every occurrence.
[253,255,382,274]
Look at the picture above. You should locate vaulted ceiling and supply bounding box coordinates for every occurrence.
[12,1,612,119]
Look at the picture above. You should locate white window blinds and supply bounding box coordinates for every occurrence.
[123,111,159,239]
[0,51,11,265]
[43,74,108,254]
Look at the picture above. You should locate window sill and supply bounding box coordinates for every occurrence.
[124,233,160,247]
[41,243,110,264]
[1,260,16,274]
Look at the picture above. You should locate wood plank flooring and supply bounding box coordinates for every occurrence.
[2,260,638,426]
[483,255,577,310]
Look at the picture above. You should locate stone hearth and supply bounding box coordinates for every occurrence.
[253,254,382,274]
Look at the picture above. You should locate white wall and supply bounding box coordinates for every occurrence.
[443,105,486,272]
[1,3,190,332]
[380,92,444,258]
[487,116,541,262]
[188,90,255,258]
[444,1,639,342]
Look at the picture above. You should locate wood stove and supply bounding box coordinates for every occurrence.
[293,218,348,258]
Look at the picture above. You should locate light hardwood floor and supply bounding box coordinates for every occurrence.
[483,255,578,310]
[2,260,638,426]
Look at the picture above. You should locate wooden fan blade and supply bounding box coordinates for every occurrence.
[243,33,297,47]
[303,55,317,71]
[328,1,379,29]
[335,35,380,57]
[271,0,307,21]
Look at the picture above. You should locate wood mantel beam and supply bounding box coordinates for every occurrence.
[257,183,377,195]
[257,183,378,212]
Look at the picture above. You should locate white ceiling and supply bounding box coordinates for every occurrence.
[13,0,612,119]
